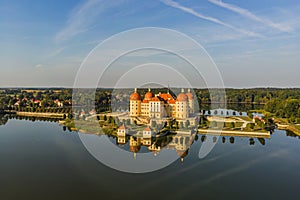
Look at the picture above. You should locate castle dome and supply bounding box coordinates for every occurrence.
[144,88,154,100]
[177,89,188,101]
[130,88,141,101]
[177,93,188,101]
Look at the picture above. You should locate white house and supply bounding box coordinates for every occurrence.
[142,127,155,138]
[117,124,128,137]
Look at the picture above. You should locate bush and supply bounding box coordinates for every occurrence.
[246,123,255,130]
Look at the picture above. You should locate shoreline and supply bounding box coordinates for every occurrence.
[198,129,270,138]
[277,124,300,136]
[13,111,66,119]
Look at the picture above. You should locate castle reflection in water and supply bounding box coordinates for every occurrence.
[115,128,267,162]
[116,130,196,162]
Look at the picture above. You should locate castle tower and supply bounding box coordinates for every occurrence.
[140,88,153,117]
[176,88,189,119]
[129,88,141,117]
[186,88,194,114]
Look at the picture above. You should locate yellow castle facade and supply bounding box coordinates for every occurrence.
[129,88,194,120]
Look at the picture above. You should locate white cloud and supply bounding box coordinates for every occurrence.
[47,47,66,57]
[35,64,43,68]
[208,0,293,32]
[55,0,127,42]
[161,0,261,37]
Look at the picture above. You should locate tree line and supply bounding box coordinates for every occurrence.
[264,98,300,123]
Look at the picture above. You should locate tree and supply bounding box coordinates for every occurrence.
[264,98,283,114]
[40,100,47,108]
[284,99,299,118]
[111,118,116,125]
[246,123,255,130]
[247,112,253,118]
[115,117,120,125]
[179,121,184,129]
[108,116,113,124]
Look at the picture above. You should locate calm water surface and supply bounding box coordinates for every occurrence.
[1,118,300,200]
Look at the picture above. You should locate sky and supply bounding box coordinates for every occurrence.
[0,0,300,88]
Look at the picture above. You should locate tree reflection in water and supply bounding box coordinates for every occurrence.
[201,135,206,142]
[213,136,217,143]
[0,114,8,126]
[9,115,60,123]
[222,136,226,143]
[286,130,300,140]
[258,138,266,145]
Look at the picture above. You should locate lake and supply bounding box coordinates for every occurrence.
[1,117,300,200]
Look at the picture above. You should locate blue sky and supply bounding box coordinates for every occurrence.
[0,0,300,87]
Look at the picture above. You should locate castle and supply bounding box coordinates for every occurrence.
[129,88,194,120]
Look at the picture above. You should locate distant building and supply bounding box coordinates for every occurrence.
[80,110,86,117]
[33,100,41,105]
[54,99,63,107]
[89,109,96,115]
[252,112,264,119]
[252,113,264,123]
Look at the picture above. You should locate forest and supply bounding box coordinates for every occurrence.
[1,87,300,123]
